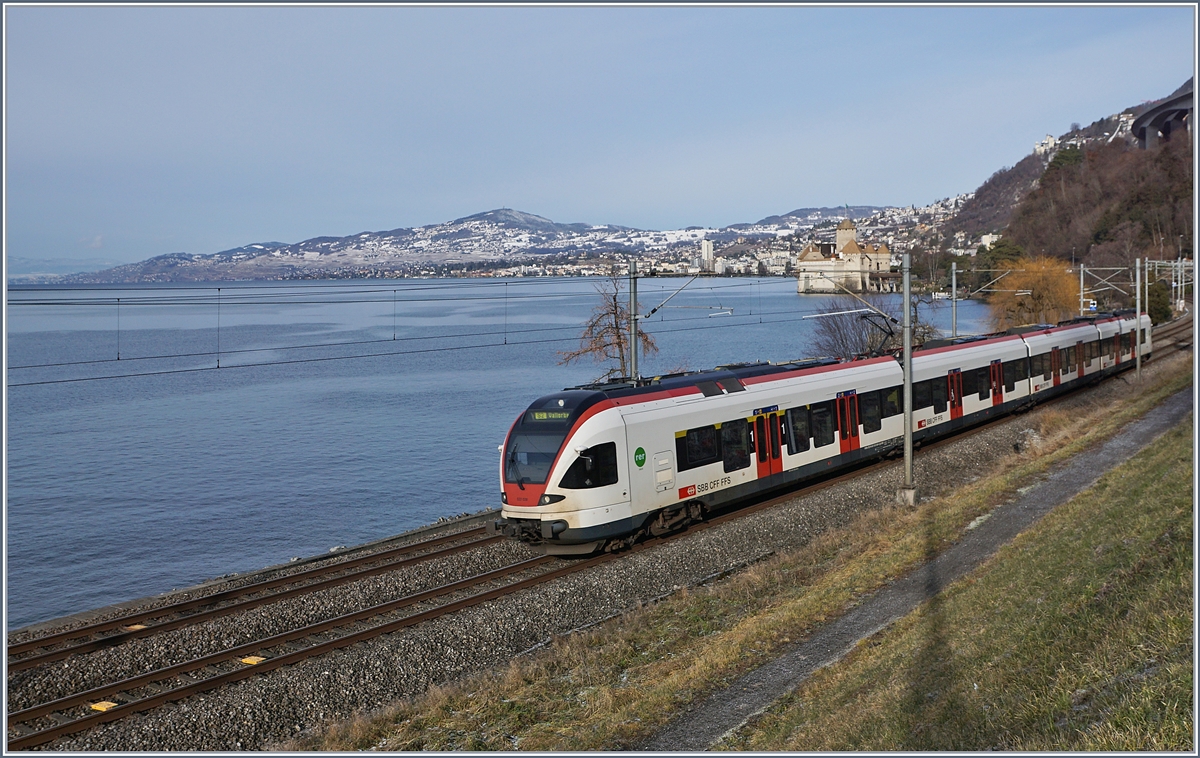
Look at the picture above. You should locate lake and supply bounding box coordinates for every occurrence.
[5,276,992,629]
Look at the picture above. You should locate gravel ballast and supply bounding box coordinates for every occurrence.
[9,353,1188,751]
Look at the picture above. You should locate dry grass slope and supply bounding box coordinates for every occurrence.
[722,418,1193,751]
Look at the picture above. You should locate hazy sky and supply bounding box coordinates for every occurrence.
[4,3,1195,264]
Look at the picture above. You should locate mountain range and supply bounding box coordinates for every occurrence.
[41,206,885,283]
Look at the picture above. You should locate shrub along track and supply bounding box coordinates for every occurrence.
[6,315,1190,751]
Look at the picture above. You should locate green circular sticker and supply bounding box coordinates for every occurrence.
[634,447,646,468]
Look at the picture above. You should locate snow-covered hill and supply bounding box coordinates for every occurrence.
[57,206,890,282]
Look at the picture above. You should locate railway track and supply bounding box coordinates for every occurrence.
[1147,312,1193,355]
[0,407,1065,750]
[7,314,1191,750]
[7,525,499,671]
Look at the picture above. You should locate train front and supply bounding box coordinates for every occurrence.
[494,389,632,554]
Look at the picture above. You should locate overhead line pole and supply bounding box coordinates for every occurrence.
[897,252,916,508]
[951,261,957,338]
[629,259,639,382]
[1135,257,1141,381]
[1080,265,1085,316]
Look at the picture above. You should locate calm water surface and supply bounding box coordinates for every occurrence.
[6,277,991,629]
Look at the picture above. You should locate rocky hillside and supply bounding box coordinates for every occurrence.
[1004,136,1191,266]
[947,79,1192,243]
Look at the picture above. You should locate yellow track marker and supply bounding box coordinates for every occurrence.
[90,701,118,712]
[239,655,266,665]
[122,624,147,632]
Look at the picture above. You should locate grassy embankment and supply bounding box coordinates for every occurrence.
[719,415,1193,750]
[288,355,1193,751]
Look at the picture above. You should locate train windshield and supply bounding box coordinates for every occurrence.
[504,433,564,486]
[504,391,603,486]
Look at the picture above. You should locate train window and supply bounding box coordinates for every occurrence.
[1013,356,1029,382]
[1110,336,1117,360]
[676,425,721,472]
[786,407,810,453]
[811,402,835,448]
[718,377,746,393]
[881,386,901,417]
[504,434,563,485]
[1041,352,1053,380]
[1140,328,1147,346]
[559,442,619,489]
[1068,346,1077,373]
[860,391,882,433]
[913,380,932,410]
[721,419,751,472]
[976,367,990,400]
[961,368,977,398]
[931,378,947,414]
[1003,361,1016,392]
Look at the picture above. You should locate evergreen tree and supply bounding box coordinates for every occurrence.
[1147,280,1172,324]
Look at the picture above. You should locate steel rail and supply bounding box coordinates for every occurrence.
[8,532,502,672]
[6,554,564,749]
[7,526,491,662]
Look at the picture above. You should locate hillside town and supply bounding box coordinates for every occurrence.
[462,194,971,286]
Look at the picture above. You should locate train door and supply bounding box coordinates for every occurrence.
[1051,347,1061,387]
[948,370,963,420]
[836,391,860,454]
[753,412,784,479]
[1076,341,1085,380]
[989,360,1003,406]
[1112,334,1120,366]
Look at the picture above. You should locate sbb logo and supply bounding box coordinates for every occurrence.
[678,484,696,498]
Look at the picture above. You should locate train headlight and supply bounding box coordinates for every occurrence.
[501,492,508,504]
[539,494,566,505]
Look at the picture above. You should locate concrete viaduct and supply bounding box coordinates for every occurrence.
[1132,81,1193,149]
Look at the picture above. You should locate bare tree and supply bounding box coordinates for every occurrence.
[809,293,939,359]
[558,267,658,381]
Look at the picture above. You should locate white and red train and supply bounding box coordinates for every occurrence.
[495,311,1151,554]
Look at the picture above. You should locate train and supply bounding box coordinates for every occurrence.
[494,310,1151,555]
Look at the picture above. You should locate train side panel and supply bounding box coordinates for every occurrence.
[618,358,902,522]
[495,312,1152,553]
[910,335,1029,439]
